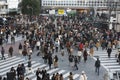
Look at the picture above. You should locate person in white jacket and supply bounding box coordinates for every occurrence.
[80,71,87,80]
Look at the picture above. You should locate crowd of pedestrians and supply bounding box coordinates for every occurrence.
[0,13,120,80]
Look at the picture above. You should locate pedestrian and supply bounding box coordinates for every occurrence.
[11,35,15,44]
[74,56,78,70]
[18,43,22,55]
[3,77,7,80]
[22,48,28,61]
[18,75,24,80]
[17,64,22,78]
[1,46,5,60]
[80,71,87,80]
[21,63,26,76]
[95,58,101,75]
[77,50,82,62]
[51,74,55,80]
[53,55,58,68]
[60,74,63,80]
[36,40,40,50]
[103,72,109,80]
[36,68,42,80]
[55,73,60,80]
[68,72,73,80]
[0,76,2,80]
[28,56,34,74]
[69,55,74,69]
[28,57,32,70]
[25,77,30,80]
[61,50,64,61]
[41,68,47,80]
[10,67,16,80]
[48,55,53,69]
[83,49,88,63]
[8,46,13,57]
[117,52,120,64]
[107,47,112,58]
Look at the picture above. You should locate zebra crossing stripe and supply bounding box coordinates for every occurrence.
[47,68,59,74]
[0,61,36,76]
[58,70,66,74]
[0,57,21,66]
[0,55,16,63]
[73,74,79,79]
[102,63,119,65]
[101,60,116,63]
[109,69,120,72]
[63,72,69,78]
[0,58,24,70]
[100,58,116,60]
[39,64,47,69]
[105,65,120,68]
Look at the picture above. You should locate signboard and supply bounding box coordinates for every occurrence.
[58,9,64,15]
[49,10,55,14]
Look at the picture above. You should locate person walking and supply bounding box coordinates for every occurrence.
[1,46,5,60]
[36,68,42,80]
[16,64,22,78]
[77,50,82,62]
[10,67,16,80]
[68,72,73,80]
[53,55,58,68]
[51,74,55,80]
[80,71,87,80]
[60,74,63,80]
[18,43,22,55]
[8,46,13,57]
[83,49,88,63]
[48,54,53,69]
[107,47,112,58]
[95,58,101,75]
[22,48,28,61]
[74,56,78,70]
[117,52,120,64]
[21,63,26,76]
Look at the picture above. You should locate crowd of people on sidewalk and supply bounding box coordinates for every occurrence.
[0,13,120,80]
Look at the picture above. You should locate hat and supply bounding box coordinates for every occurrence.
[82,71,85,74]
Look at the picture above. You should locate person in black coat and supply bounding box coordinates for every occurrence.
[48,55,53,69]
[95,58,101,75]
[10,67,16,80]
[21,63,25,76]
[41,68,47,80]
[0,75,2,80]
[17,64,22,78]
[83,49,88,63]
[107,47,112,58]
[36,68,42,80]
[18,43,22,54]
[1,46,5,60]
[118,52,120,64]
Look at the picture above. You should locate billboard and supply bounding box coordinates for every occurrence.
[58,9,65,15]
[49,10,55,14]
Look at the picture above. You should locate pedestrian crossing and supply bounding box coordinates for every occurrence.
[94,50,120,73]
[7,36,24,44]
[0,54,80,80]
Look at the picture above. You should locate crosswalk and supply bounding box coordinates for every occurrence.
[7,36,24,44]
[94,50,120,78]
[0,54,80,80]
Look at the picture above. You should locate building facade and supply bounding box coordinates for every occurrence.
[42,0,120,14]
[0,0,8,15]
[0,0,21,15]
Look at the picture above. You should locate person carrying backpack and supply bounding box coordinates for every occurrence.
[95,58,101,75]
